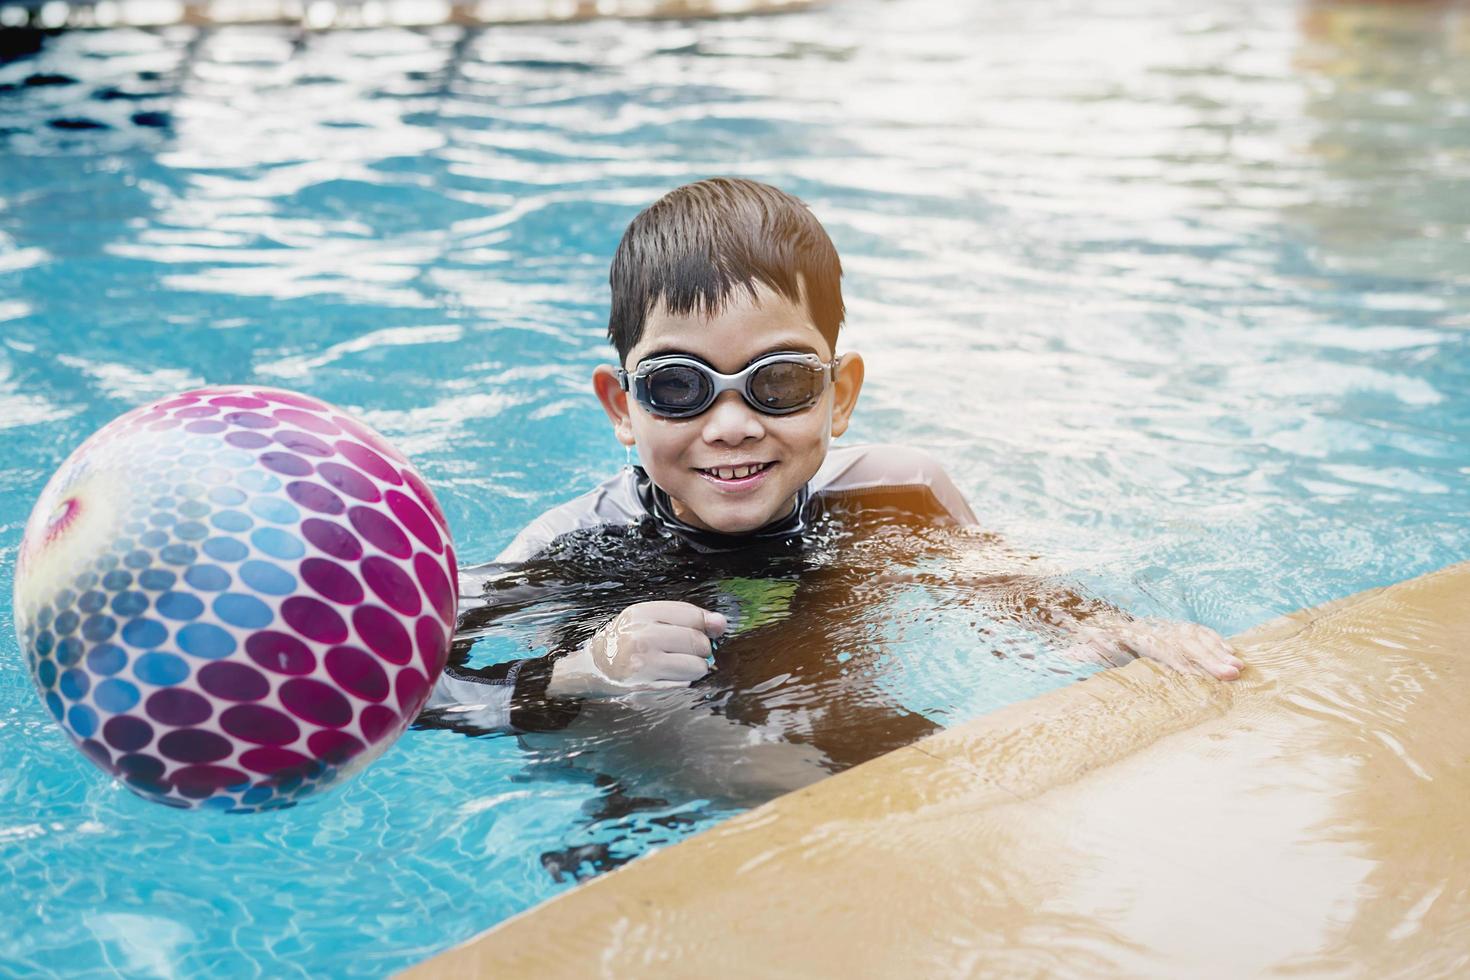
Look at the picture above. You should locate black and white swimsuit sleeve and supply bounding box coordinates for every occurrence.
[419,470,646,733]
[421,652,578,734]
[810,444,979,525]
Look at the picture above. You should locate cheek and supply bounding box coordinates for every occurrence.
[772,414,830,456]
[631,420,692,465]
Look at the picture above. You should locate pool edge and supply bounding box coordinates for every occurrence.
[405,559,1470,977]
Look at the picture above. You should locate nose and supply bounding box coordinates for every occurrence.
[700,391,765,446]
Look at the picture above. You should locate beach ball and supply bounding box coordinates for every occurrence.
[12,387,457,812]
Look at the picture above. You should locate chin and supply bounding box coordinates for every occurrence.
[705,513,770,534]
[685,497,785,535]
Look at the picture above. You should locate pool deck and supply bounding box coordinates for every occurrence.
[409,559,1470,977]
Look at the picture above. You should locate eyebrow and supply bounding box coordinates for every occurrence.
[639,342,823,367]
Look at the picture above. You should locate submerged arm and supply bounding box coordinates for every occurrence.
[416,561,589,736]
[417,560,729,735]
[927,532,1243,680]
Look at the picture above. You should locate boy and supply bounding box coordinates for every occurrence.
[425,177,1241,738]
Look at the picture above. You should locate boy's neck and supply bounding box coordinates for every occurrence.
[633,466,810,548]
[667,493,800,534]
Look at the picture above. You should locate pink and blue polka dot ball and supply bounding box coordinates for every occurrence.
[12,387,458,812]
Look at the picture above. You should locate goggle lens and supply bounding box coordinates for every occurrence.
[749,360,822,410]
[645,365,712,413]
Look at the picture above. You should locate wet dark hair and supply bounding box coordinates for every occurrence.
[607,178,845,364]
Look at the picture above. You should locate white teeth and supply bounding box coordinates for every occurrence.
[706,463,766,480]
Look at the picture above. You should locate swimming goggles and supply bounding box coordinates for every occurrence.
[618,351,839,419]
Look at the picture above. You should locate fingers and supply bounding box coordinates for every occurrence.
[1094,620,1246,681]
[1178,624,1244,680]
[623,622,713,686]
[1064,628,1135,668]
[591,603,721,689]
[642,651,711,683]
[628,601,727,638]
[1144,623,1244,681]
[1087,638,1135,668]
[1071,639,1131,668]
[605,647,708,686]
[639,622,714,659]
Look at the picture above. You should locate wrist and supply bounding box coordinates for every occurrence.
[547,636,627,698]
[1068,609,1134,636]
[546,642,591,698]
[505,655,582,731]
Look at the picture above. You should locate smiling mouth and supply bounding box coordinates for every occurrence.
[696,461,775,482]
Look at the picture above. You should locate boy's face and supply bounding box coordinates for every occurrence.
[593,283,863,535]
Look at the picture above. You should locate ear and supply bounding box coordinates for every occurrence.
[592,364,637,446]
[829,351,864,439]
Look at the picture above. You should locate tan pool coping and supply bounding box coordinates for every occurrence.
[408,559,1470,977]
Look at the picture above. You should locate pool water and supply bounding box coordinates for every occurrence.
[2,0,1468,973]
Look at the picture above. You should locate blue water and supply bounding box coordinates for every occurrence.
[3,0,1469,973]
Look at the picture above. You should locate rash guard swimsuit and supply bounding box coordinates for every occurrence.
[421,444,977,732]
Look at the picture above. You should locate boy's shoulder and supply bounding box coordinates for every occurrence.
[494,467,645,563]
[493,444,976,563]
[812,444,977,526]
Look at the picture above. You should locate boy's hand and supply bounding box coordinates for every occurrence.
[1063,618,1244,681]
[548,601,727,698]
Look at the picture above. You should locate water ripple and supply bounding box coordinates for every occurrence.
[1,0,1469,971]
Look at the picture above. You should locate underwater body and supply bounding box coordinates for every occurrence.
[424,491,1100,830]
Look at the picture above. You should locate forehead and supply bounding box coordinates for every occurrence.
[628,282,831,368]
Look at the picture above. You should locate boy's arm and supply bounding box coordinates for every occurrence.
[419,558,726,735]
[419,470,667,734]
[862,448,1243,680]
[417,556,582,735]
[1012,583,1243,679]
[547,602,726,697]
[420,653,581,735]
[969,550,1244,679]
[816,443,978,526]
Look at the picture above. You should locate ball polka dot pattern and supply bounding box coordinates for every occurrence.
[13,386,457,813]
